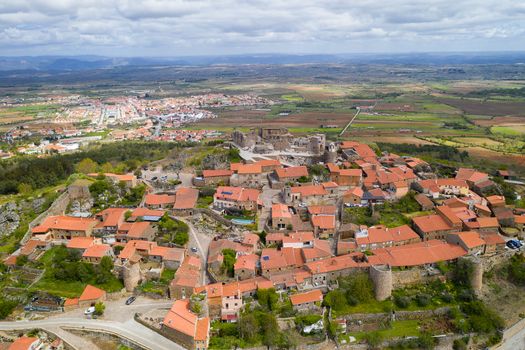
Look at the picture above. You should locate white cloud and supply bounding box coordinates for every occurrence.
[0,0,524,55]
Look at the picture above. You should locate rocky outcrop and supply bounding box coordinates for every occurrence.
[0,202,21,238]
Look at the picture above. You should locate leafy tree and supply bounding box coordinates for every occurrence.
[452,259,474,288]
[100,256,114,272]
[15,254,29,266]
[77,158,98,174]
[340,273,374,303]
[323,290,348,311]
[238,313,259,342]
[0,298,18,319]
[507,253,525,285]
[100,162,114,173]
[17,183,32,195]
[94,302,105,316]
[221,249,236,277]
[256,288,279,311]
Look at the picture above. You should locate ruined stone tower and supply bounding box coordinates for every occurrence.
[369,265,393,301]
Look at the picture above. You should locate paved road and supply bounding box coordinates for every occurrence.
[174,216,210,285]
[0,317,183,350]
[494,318,525,350]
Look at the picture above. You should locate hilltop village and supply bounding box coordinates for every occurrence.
[2,127,524,350]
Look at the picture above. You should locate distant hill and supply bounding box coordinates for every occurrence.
[1,52,524,72]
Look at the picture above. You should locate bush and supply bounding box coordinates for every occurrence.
[94,302,105,316]
[394,295,411,309]
[364,331,384,348]
[323,290,348,311]
[453,338,468,350]
[416,293,431,307]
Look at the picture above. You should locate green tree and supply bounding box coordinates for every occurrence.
[238,313,259,342]
[100,162,114,173]
[77,158,98,174]
[15,254,29,266]
[256,288,279,311]
[17,183,32,195]
[100,256,114,272]
[323,290,348,311]
[340,273,375,303]
[221,249,237,277]
[94,302,105,316]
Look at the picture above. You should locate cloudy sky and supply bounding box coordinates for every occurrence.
[1,0,525,56]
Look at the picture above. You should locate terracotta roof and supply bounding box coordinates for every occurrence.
[275,166,308,179]
[236,163,262,174]
[82,244,111,258]
[95,207,127,227]
[306,253,368,274]
[415,194,434,208]
[338,168,362,177]
[272,203,291,219]
[195,317,210,341]
[369,240,467,267]
[308,205,336,215]
[67,237,95,250]
[290,289,323,305]
[436,205,462,226]
[412,214,453,233]
[242,233,260,246]
[79,284,106,302]
[202,169,233,178]
[8,337,39,350]
[344,187,364,198]
[32,215,97,234]
[476,217,500,228]
[482,233,505,245]
[356,225,419,246]
[174,187,199,209]
[163,300,198,337]
[515,215,525,224]
[214,186,260,202]
[282,232,315,245]
[311,215,335,229]
[450,231,485,249]
[291,185,327,197]
[130,207,164,218]
[144,194,176,206]
[234,254,259,271]
[19,239,47,255]
[456,168,489,184]
[486,195,505,206]
[127,222,152,239]
[63,297,79,307]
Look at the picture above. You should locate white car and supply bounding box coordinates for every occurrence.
[84,306,95,315]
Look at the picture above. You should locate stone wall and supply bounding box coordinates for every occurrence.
[194,208,232,227]
[369,265,392,301]
[21,191,71,245]
[344,307,451,323]
[391,268,424,287]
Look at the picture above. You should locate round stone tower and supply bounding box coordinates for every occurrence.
[123,261,141,292]
[324,142,337,163]
[469,257,483,297]
[369,265,392,301]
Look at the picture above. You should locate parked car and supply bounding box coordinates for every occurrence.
[506,240,520,249]
[125,296,136,305]
[191,247,198,253]
[84,306,95,315]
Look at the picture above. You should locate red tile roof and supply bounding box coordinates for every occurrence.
[214,186,260,202]
[272,203,291,219]
[202,169,233,178]
[79,284,106,302]
[32,215,97,234]
[368,240,467,267]
[174,187,199,209]
[412,214,453,233]
[291,185,327,197]
[357,225,419,246]
[67,237,96,250]
[144,194,176,206]
[275,166,308,179]
[8,337,39,350]
[82,244,111,258]
[290,289,323,305]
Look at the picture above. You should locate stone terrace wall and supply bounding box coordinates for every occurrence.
[21,191,71,245]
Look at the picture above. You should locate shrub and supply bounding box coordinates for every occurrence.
[416,293,431,307]
[394,295,411,309]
